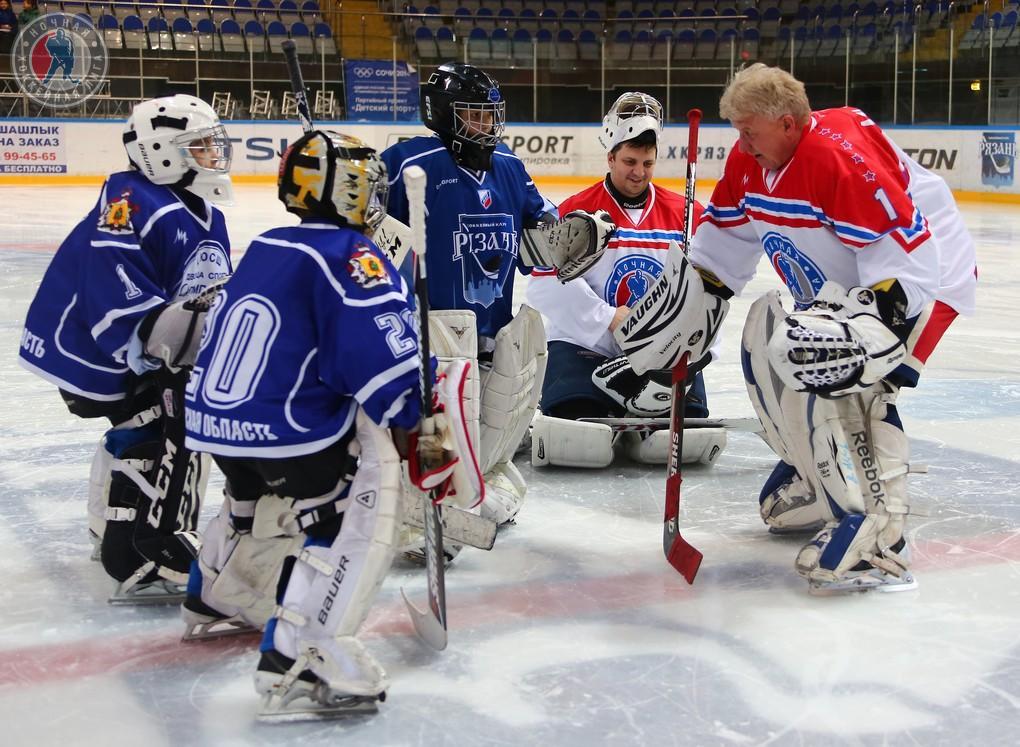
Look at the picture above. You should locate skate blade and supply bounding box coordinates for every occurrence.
[809,571,919,596]
[181,618,259,642]
[256,693,383,722]
[108,580,187,606]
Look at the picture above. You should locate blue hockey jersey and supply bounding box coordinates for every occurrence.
[382,136,551,338]
[184,220,423,459]
[18,171,231,401]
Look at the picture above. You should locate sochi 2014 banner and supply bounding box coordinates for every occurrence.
[343,59,419,122]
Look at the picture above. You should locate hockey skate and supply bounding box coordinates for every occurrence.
[805,537,918,596]
[107,561,187,605]
[181,595,259,641]
[255,639,388,722]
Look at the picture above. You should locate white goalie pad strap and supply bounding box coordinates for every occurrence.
[767,282,906,396]
[480,305,547,473]
[88,438,115,540]
[592,356,672,417]
[613,242,729,375]
[271,409,401,663]
[519,210,616,282]
[196,501,303,628]
[252,474,354,539]
[371,213,412,269]
[531,413,614,468]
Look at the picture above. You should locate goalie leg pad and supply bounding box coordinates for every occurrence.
[261,410,399,702]
[480,305,547,473]
[622,427,726,466]
[480,460,527,525]
[531,413,614,468]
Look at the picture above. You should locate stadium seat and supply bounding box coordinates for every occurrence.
[300,0,320,24]
[243,18,266,53]
[290,20,313,54]
[436,25,457,58]
[122,14,148,49]
[233,0,256,24]
[220,18,246,52]
[490,27,511,61]
[313,21,336,55]
[148,16,173,50]
[467,26,491,62]
[196,17,222,52]
[256,0,278,23]
[414,25,439,59]
[173,16,197,52]
[97,13,123,50]
[279,0,300,25]
[511,27,533,65]
[578,27,599,60]
[209,0,232,25]
[266,19,287,52]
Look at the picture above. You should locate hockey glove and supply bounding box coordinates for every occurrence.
[136,283,224,372]
[592,356,673,417]
[520,209,616,281]
[767,282,906,396]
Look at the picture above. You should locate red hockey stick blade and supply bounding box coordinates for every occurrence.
[666,535,703,584]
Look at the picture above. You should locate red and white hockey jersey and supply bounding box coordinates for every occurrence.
[690,107,976,316]
[527,179,703,358]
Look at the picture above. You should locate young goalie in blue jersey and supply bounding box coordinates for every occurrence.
[381,62,555,532]
[181,131,481,720]
[17,94,234,603]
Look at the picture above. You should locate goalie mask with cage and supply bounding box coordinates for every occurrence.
[599,92,664,152]
[278,130,389,231]
[123,94,234,205]
[421,62,506,171]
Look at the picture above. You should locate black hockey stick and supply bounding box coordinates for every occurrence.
[281,40,313,133]
[399,164,449,651]
[663,109,704,584]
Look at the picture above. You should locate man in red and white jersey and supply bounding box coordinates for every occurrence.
[655,64,976,593]
[526,92,726,470]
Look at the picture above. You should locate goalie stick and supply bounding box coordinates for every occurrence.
[398,165,449,651]
[664,109,705,584]
[281,42,448,649]
[579,416,763,435]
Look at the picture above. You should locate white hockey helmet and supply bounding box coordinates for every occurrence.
[123,94,234,205]
[599,92,664,152]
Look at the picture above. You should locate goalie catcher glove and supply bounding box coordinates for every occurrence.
[592,356,673,417]
[767,282,906,397]
[519,209,616,282]
[136,283,223,372]
[613,242,729,375]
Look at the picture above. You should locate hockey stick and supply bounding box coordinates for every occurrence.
[282,41,448,648]
[579,416,762,434]
[663,109,705,584]
[399,165,449,651]
[281,40,313,133]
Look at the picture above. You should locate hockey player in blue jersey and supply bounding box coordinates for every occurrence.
[180,131,481,719]
[17,94,234,603]
[382,62,556,532]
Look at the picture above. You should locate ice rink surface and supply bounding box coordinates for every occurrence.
[2,182,1019,746]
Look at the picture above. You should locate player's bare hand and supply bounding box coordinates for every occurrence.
[609,305,630,332]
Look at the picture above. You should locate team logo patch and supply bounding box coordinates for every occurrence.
[98,191,138,234]
[12,13,109,109]
[762,231,826,307]
[604,254,665,308]
[347,247,391,288]
[981,132,1016,187]
[477,189,492,208]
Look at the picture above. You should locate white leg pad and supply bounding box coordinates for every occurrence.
[481,460,527,525]
[622,427,727,466]
[269,409,400,695]
[195,499,304,628]
[480,305,547,473]
[531,413,614,468]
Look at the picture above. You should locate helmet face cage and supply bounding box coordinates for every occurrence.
[174,124,232,174]
[600,92,664,152]
[452,100,506,149]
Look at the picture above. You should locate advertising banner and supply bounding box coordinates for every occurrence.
[343,59,419,122]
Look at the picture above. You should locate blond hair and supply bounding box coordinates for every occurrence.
[719,64,811,125]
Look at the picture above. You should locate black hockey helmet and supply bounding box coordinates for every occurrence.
[420,62,506,171]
